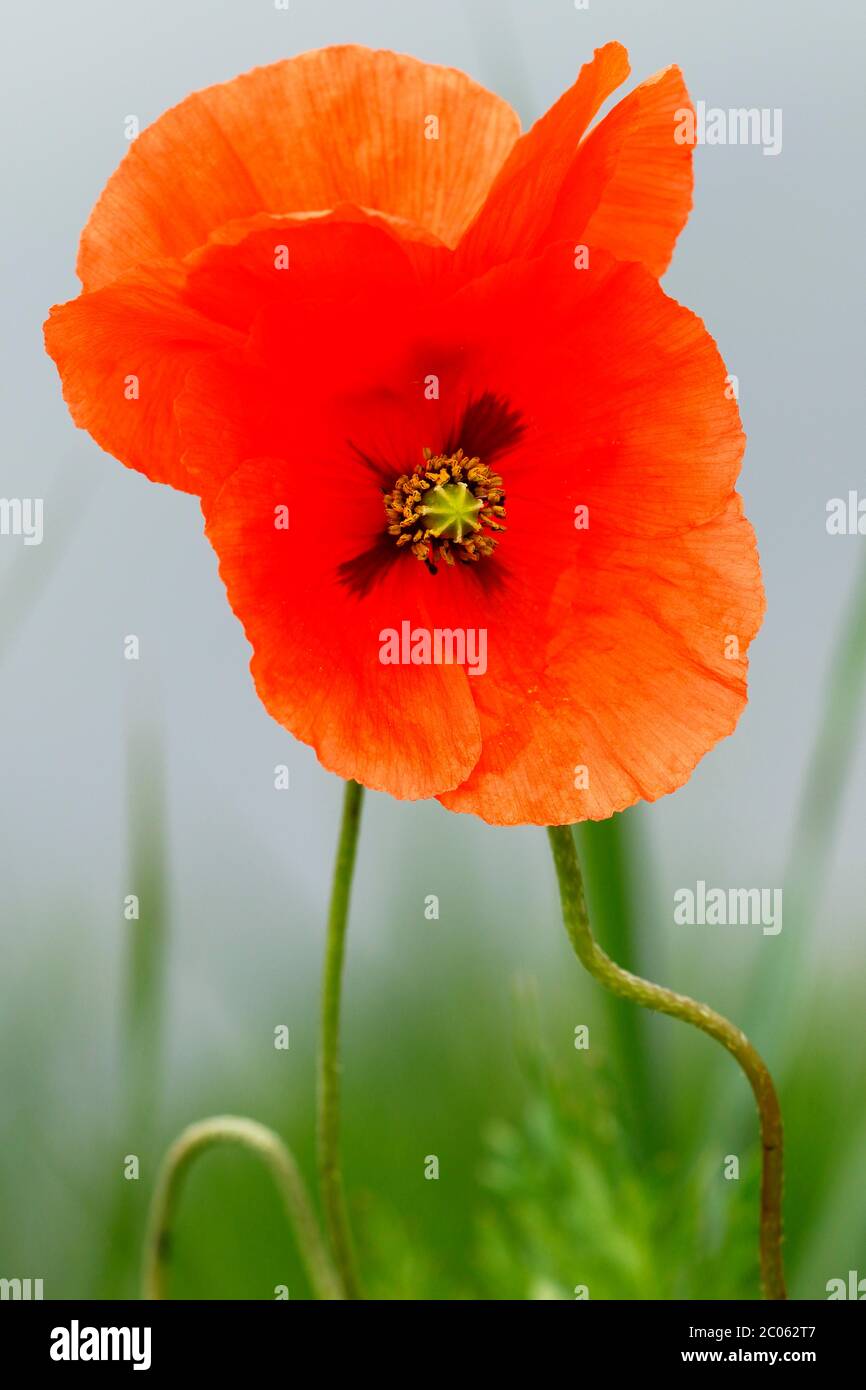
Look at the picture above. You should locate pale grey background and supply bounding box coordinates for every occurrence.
[1,0,864,1179]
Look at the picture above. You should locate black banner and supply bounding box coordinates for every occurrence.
[1,1298,862,1373]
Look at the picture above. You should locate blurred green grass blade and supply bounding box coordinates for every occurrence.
[124,718,169,1127]
[749,550,866,1051]
[98,716,169,1297]
[575,811,664,1156]
[784,549,866,913]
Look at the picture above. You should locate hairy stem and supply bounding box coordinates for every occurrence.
[317,779,364,1299]
[142,1115,343,1300]
[576,812,661,1156]
[548,825,786,1300]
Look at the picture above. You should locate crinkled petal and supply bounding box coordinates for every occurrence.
[78,46,521,289]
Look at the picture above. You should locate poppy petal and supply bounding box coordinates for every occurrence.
[442,246,745,538]
[415,248,757,822]
[46,211,440,493]
[77,46,521,290]
[438,496,764,825]
[43,265,241,492]
[571,66,694,277]
[456,41,630,270]
[177,214,446,497]
[202,456,483,799]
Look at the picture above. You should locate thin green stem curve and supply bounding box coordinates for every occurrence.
[548,825,786,1301]
[317,779,364,1299]
[142,1115,343,1300]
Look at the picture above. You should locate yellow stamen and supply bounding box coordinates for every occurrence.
[383,448,506,573]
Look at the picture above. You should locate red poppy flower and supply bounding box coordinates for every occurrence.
[45,43,764,825]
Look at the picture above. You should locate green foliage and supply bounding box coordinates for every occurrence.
[472,1000,760,1300]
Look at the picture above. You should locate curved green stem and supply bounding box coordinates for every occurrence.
[548,825,786,1301]
[142,1115,343,1300]
[317,779,365,1299]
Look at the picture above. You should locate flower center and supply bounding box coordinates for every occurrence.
[383,448,506,573]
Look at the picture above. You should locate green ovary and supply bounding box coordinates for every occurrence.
[421,482,484,543]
